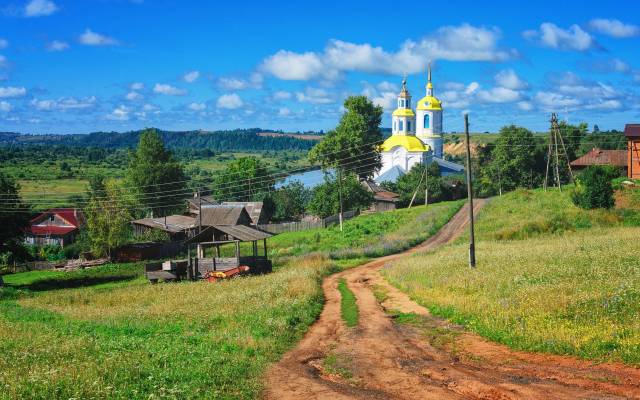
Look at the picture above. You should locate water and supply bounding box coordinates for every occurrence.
[276,168,334,189]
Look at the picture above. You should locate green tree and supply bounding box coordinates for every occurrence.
[212,156,274,202]
[271,182,312,222]
[309,96,383,179]
[392,162,447,207]
[85,179,136,258]
[128,128,186,217]
[571,165,616,209]
[307,174,373,218]
[0,171,29,262]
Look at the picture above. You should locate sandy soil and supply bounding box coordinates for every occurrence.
[264,200,640,399]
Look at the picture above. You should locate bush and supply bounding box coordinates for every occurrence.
[571,166,615,209]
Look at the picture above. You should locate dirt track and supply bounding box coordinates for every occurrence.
[264,201,640,399]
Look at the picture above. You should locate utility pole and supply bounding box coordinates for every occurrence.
[464,114,476,268]
[338,167,344,232]
[424,162,429,207]
[198,190,202,233]
[543,113,574,192]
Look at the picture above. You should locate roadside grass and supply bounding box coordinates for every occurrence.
[0,200,463,399]
[383,227,640,365]
[469,188,640,241]
[337,279,358,327]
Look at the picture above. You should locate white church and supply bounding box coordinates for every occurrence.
[374,65,464,183]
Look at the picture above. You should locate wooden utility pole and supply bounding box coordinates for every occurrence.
[464,114,476,268]
[424,163,429,207]
[198,190,202,233]
[543,113,574,191]
[338,167,344,232]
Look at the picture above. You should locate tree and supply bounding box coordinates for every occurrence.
[307,174,373,218]
[593,124,600,134]
[271,182,311,222]
[212,156,274,202]
[571,166,616,209]
[85,179,136,258]
[127,128,186,217]
[309,96,383,179]
[392,163,447,207]
[0,172,29,263]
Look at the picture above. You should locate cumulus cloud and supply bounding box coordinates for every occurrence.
[278,107,291,116]
[188,102,206,111]
[130,82,144,90]
[31,96,96,111]
[0,39,8,50]
[153,83,186,96]
[261,24,516,81]
[183,70,200,83]
[589,18,640,38]
[0,86,27,98]
[79,29,119,46]
[517,101,533,111]
[295,87,333,104]
[216,93,243,109]
[106,105,130,121]
[218,73,263,90]
[24,0,57,17]
[46,40,69,52]
[494,69,528,90]
[272,90,292,100]
[524,23,595,51]
[125,91,143,101]
[476,87,522,103]
[0,101,11,112]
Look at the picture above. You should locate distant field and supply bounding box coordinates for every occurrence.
[257,132,323,141]
[384,189,640,366]
[0,200,462,399]
[18,178,89,210]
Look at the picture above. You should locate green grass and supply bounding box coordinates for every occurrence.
[0,200,463,399]
[19,179,89,210]
[384,189,640,366]
[337,279,358,327]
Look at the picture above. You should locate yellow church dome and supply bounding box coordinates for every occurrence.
[381,135,429,152]
[392,108,415,117]
[416,95,442,111]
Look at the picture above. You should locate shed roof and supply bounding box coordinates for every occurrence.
[187,195,218,211]
[131,215,197,233]
[624,124,640,138]
[570,148,626,167]
[184,225,272,244]
[200,205,251,226]
[221,202,264,225]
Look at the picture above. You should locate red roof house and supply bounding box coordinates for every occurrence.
[25,208,85,247]
[570,148,627,172]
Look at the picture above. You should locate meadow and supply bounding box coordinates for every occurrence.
[0,201,460,399]
[384,188,640,365]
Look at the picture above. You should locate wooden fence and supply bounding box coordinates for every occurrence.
[258,210,359,234]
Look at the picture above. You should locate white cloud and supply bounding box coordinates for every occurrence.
[79,29,119,46]
[372,92,397,110]
[130,82,144,90]
[524,23,595,51]
[295,87,333,104]
[0,86,27,98]
[589,18,640,38]
[261,24,515,81]
[125,91,143,101]
[584,99,622,110]
[0,101,11,112]
[278,107,291,116]
[24,0,57,17]
[106,105,130,121]
[272,90,292,100]
[47,40,69,52]
[517,101,533,111]
[534,92,582,110]
[31,96,96,111]
[494,69,528,90]
[188,102,206,111]
[476,87,522,103]
[464,82,480,95]
[183,70,200,83]
[153,83,186,96]
[142,103,157,111]
[216,93,243,109]
[0,39,8,50]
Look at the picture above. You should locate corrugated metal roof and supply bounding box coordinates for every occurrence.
[625,124,640,138]
[570,148,626,167]
[212,225,272,241]
[131,215,196,233]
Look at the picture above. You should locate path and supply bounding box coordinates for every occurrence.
[264,201,640,399]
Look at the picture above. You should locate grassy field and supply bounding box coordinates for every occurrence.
[338,278,358,327]
[384,189,640,365]
[0,200,461,399]
[19,178,89,209]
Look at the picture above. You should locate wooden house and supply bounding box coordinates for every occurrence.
[362,180,400,212]
[221,202,267,225]
[625,124,640,179]
[570,148,627,174]
[24,208,84,247]
[131,215,198,241]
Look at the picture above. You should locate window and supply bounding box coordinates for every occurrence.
[424,114,430,129]
[393,120,397,132]
[399,120,404,131]
[407,121,411,131]
[398,99,402,108]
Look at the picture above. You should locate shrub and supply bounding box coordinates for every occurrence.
[571,166,615,209]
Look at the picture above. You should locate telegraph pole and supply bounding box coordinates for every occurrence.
[338,167,344,232]
[424,163,429,207]
[464,114,476,268]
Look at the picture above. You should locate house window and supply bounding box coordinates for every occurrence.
[424,114,430,129]
[399,120,404,131]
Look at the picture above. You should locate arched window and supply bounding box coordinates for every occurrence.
[393,120,397,132]
[407,120,411,132]
[423,114,430,129]
[399,120,404,131]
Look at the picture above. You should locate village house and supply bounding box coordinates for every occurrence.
[24,208,84,247]
[625,124,640,179]
[361,180,400,212]
[131,214,198,241]
[570,148,627,174]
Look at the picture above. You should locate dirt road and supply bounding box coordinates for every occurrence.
[264,201,640,399]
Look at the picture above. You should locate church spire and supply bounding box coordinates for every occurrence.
[426,61,433,96]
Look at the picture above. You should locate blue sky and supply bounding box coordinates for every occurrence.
[1,0,640,134]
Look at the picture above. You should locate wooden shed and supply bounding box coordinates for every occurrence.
[625,124,640,179]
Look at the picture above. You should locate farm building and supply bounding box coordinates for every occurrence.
[625,124,640,179]
[186,194,218,216]
[200,205,253,226]
[131,215,198,241]
[187,196,267,226]
[362,180,400,212]
[570,148,627,173]
[24,208,84,247]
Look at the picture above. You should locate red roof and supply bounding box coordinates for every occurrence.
[26,208,83,237]
[28,225,77,236]
[625,124,640,138]
[570,148,627,167]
